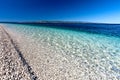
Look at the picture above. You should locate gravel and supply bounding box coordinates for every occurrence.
[0,26,37,80]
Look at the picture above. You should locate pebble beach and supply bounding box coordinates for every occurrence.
[0,26,37,80]
[1,23,120,80]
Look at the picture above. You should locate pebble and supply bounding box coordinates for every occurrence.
[0,26,37,80]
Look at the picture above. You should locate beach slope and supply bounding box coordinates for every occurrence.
[0,26,37,80]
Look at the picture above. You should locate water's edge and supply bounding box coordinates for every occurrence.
[2,23,120,80]
[0,25,38,80]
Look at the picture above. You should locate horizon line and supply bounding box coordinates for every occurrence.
[0,20,120,25]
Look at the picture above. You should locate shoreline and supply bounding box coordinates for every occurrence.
[0,25,37,80]
[1,24,120,80]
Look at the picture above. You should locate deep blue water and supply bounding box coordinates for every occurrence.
[11,23,120,38]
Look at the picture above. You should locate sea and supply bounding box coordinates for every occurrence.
[1,23,120,80]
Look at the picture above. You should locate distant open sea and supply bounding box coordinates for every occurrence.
[2,23,120,80]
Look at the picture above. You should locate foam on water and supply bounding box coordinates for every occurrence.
[2,23,120,80]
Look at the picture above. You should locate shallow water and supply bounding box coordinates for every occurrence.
[2,23,120,80]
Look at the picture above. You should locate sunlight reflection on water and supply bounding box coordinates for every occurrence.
[3,23,120,80]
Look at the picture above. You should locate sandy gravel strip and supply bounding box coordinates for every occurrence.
[0,26,37,80]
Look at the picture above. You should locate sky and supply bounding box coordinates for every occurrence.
[0,0,120,23]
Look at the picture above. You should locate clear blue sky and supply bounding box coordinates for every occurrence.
[0,0,120,23]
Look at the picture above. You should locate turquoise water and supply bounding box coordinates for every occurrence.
[2,23,120,80]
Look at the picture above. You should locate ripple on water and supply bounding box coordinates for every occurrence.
[3,23,120,80]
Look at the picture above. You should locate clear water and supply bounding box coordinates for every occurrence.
[2,23,120,80]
